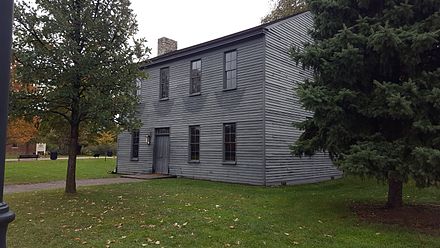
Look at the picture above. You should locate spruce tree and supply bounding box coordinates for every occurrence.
[291,0,440,208]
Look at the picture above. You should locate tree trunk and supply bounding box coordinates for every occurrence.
[386,171,403,208]
[65,122,79,194]
[66,0,82,194]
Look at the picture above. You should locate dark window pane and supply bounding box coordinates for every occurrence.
[160,67,169,99]
[231,60,236,70]
[156,128,170,135]
[190,60,202,94]
[224,51,237,90]
[231,78,236,89]
[223,123,236,162]
[230,50,236,60]
[131,130,140,159]
[226,52,231,61]
[189,126,200,161]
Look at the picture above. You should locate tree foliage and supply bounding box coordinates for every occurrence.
[261,0,308,23]
[291,0,440,207]
[12,0,149,193]
[96,131,116,145]
[37,116,98,153]
[7,117,39,145]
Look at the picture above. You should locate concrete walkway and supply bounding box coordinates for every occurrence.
[5,177,145,194]
[5,156,112,162]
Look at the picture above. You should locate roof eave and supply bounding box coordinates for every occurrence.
[140,11,310,69]
[140,28,265,69]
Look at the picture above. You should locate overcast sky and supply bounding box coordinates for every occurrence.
[130,0,273,58]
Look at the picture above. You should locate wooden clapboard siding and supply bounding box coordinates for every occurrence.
[264,11,342,185]
[117,11,342,185]
[118,37,266,185]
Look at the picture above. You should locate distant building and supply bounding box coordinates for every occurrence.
[117,12,342,185]
[5,143,36,157]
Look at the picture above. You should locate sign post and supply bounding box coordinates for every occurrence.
[0,0,16,247]
[36,143,47,155]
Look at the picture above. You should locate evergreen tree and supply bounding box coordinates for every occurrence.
[12,0,149,193]
[291,0,440,208]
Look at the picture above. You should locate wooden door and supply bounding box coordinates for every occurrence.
[153,128,170,174]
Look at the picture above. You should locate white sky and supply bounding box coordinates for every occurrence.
[130,0,273,58]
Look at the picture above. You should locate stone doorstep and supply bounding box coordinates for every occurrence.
[119,174,176,180]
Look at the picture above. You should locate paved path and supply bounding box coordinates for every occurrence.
[5,156,112,162]
[4,177,145,194]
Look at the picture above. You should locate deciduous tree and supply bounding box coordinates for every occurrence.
[7,117,39,145]
[261,0,307,23]
[291,0,440,208]
[96,131,116,145]
[12,0,149,193]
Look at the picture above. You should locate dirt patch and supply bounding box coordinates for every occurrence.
[352,203,440,235]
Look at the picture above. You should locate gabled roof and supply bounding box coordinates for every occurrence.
[140,11,309,69]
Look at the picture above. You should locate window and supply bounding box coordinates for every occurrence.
[131,130,140,160]
[224,50,237,90]
[223,123,236,162]
[189,125,200,161]
[159,67,169,99]
[155,128,170,135]
[190,60,202,94]
[136,79,142,97]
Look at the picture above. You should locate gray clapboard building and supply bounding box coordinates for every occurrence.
[116,11,342,185]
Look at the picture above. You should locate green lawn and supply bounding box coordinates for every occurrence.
[5,177,439,247]
[5,155,18,159]
[5,158,117,185]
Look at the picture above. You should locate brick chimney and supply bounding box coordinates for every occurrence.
[157,37,177,56]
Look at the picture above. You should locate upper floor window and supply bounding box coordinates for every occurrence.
[189,125,200,161]
[160,67,169,99]
[131,130,140,160]
[136,79,142,97]
[224,50,237,90]
[190,60,202,94]
[223,123,236,162]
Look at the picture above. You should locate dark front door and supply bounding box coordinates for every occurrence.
[153,128,170,174]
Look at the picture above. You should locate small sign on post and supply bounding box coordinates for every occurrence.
[36,143,46,155]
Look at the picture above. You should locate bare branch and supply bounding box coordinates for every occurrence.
[49,110,70,122]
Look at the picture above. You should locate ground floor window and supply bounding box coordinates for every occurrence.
[189,125,200,161]
[223,123,236,162]
[131,130,139,160]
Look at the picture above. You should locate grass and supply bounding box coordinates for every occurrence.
[5,177,439,248]
[5,154,19,159]
[5,158,117,185]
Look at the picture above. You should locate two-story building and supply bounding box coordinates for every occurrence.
[116,11,342,185]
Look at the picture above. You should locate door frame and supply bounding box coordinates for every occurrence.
[153,127,170,174]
